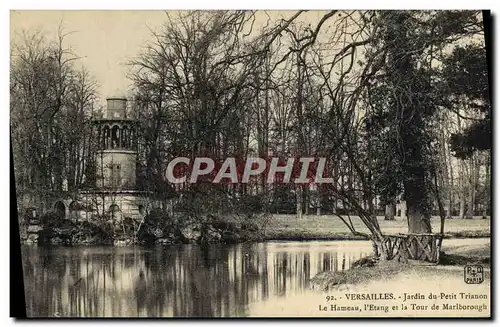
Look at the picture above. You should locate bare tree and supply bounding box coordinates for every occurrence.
[11,27,98,214]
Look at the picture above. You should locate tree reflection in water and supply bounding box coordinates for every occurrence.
[134,270,147,316]
[21,241,371,317]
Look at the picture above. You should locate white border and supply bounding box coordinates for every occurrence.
[5,2,500,10]
[2,2,499,326]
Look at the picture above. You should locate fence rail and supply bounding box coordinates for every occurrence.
[378,233,443,263]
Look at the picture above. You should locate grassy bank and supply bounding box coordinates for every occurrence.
[312,259,491,291]
[263,214,490,241]
[311,239,491,292]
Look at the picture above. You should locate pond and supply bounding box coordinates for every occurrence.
[22,238,488,317]
[21,240,373,317]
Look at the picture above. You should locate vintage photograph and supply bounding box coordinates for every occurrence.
[10,10,491,318]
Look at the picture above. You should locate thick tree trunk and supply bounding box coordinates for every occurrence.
[384,203,395,221]
[405,182,432,233]
[406,204,432,233]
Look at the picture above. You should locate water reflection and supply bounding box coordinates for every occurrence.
[134,270,147,316]
[22,241,371,317]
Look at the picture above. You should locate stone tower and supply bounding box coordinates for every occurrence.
[94,96,138,190]
[53,95,158,224]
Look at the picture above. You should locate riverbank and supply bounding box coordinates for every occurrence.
[263,214,490,241]
[310,238,491,291]
[20,213,490,245]
[21,212,262,246]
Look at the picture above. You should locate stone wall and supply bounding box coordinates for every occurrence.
[96,150,136,189]
[53,193,161,222]
[106,98,127,119]
[80,192,160,220]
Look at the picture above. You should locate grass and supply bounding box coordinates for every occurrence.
[307,230,491,291]
[311,259,491,291]
[311,261,411,290]
[264,214,490,240]
[443,242,490,257]
[440,241,491,265]
[311,239,491,292]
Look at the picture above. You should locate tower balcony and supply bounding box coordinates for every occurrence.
[94,121,139,151]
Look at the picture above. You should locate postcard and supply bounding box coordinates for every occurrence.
[10,9,491,318]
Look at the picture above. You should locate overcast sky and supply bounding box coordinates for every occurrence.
[11,10,171,105]
[10,10,330,107]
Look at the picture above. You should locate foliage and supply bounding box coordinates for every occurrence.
[362,11,486,232]
[11,11,490,249]
[441,44,491,158]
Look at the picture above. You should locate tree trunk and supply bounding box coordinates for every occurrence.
[304,188,309,215]
[316,187,321,216]
[406,204,432,233]
[367,197,375,220]
[445,199,452,219]
[459,194,466,219]
[384,203,395,221]
[458,160,466,219]
[439,120,453,219]
[465,157,475,219]
[405,182,432,233]
[483,155,490,219]
[399,200,407,220]
[448,161,454,219]
[296,186,303,219]
[466,191,474,219]
[373,238,391,260]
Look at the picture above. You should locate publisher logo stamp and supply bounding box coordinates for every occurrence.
[464,265,484,284]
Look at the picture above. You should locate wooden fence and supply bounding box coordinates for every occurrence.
[378,233,443,263]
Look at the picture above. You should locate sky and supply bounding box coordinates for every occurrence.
[10,10,485,109]
[10,10,329,107]
[10,10,170,106]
